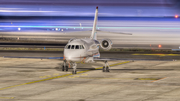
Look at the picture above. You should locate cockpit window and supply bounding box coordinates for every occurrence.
[79,45,84,49]
[67,45,71,49]
[71,45,75,49]
[75,45,79,49]
[82,45,84,49]
[66,45,84,49]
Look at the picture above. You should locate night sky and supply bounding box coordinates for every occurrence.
[0,0,180,17]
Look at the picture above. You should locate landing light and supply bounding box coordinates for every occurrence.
[18,28,21,31]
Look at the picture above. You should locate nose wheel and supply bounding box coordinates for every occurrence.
[72,62,77,74]
[102,61,110,72]
[62,60,77,74]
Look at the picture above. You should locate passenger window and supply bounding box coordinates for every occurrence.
[71,45,75,49]
[68,45,71,49]
[75,45,79,49]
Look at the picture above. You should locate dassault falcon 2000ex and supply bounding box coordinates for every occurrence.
[4,7,174,74]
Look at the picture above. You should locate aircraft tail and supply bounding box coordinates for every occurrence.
[90,7,98,40]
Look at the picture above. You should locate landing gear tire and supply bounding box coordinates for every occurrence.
[65,66,68,71]
[72,70,77,74]
[106,67,110,72]
[62,65,65,71]
[102,66,106,72]
[102,66,109,72]
[103,61,110,72]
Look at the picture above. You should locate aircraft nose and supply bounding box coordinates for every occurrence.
[64,50,82,61]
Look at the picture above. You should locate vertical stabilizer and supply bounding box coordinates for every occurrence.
[90,6,98,40]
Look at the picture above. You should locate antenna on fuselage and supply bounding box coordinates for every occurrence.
[90,6,98,40]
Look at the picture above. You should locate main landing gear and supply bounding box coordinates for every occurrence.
[102,61,110,72]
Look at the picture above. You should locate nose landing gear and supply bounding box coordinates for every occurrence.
[61,60,77,74]
[72,62,77,74]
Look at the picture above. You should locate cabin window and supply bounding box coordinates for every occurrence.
[67,45,71,49]
[71,45,75,49]
[75,45,79,49]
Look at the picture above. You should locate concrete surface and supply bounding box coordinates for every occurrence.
[0,57,180,101]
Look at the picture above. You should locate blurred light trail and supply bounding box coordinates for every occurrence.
[1,26,180,30]
[0,10,60,12]
[0,0,180,17]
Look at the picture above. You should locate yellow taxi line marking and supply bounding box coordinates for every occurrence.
[81,74,88,76]
[151,77,167,83]
[79,77,132,80]
[0,61,130,91]
[0,97,14,99]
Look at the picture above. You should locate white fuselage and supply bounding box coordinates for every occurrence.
[64,38,100,62]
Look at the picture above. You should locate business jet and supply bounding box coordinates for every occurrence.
[4,7,174,74]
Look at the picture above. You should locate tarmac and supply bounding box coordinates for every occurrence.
[0,51,180,101]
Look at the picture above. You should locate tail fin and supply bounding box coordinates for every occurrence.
[90,6,98,40]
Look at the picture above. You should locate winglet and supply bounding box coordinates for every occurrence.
[90,7,98,40]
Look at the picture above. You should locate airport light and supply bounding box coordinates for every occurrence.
[175,15,178,18]
[158,44,162,48]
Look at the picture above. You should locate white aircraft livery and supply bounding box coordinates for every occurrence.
[4,7,174,74]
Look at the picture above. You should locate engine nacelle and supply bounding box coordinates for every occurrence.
[68,38,77,43]
[100,39,113,50]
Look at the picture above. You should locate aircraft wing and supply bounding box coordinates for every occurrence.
[93,58,176,61]
[96,30,132,35]
[3,56,64,59]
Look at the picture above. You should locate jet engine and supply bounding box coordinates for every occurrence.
[100,39,113,50]
[68,38,77,43]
